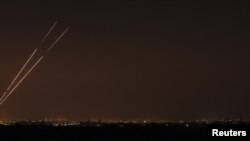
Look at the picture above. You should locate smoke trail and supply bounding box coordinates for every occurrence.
[0,56,44,105]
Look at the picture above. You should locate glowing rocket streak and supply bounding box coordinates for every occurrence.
[0,48,38,101]
[46,28,70,53]
[7,49,38,91]
[1,92,7,101]
[0,56,44,106]
[41,21,58,44]
[0,21,57,101]
[0,28,69,106]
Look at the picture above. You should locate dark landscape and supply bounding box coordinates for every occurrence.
[0,121,249,141]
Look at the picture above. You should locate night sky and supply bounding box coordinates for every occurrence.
[0,0,250,121]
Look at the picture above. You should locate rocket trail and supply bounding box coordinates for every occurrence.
[7,49,37,91]
[0,48,38,101]
[0,21,57,101]
[46,28,70,54]
[0,56,44,106]
[0,92,7,101]
[0,27,69,106]
[40,21,58,44]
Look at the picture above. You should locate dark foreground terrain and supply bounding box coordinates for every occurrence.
[0,121,249,141]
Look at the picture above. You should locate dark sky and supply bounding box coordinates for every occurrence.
[0,0,250,121]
